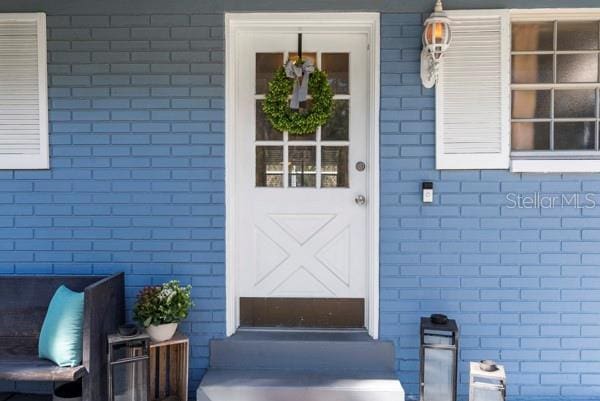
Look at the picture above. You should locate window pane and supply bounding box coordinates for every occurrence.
[554,90,596,118]
[289,146,316,188]
[289,52,317,66]
[554,122,596,150]
[557,54,599,83]
[256,100,283,141]
[256,53,283,94]
[288,100,316,141]
[322,53,349,94]
[512,22,554,51]
[322,100,349,141]
[256,146,283,187]
[512,122,550,151]
[289,132,316,141]
[321,147,349,188]
[512,90,551,119]
[512,55,553,84]
[557,22,599,51]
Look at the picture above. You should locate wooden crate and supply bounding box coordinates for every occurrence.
[149,333,189,401]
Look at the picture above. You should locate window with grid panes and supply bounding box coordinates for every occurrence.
[511,20,600,156]
[254,51,350,188]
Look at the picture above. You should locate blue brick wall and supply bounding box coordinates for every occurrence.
[0,13,225,393]
[381,13,600,401]
[0,3,598,400]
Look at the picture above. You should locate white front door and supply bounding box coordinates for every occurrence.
[227,15,379,333]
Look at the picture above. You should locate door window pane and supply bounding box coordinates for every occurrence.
[256,146,284,187]
[554,90,596,119]
[322,53,349,94]
[288,146,316,187]
[557,22,599,51]
[256,53,283,94]
[511,122,550,151]
[512,90,551,119]
[322,100,349,141]
[288,52,317,65]
[289,132,316,141]
[256,100,283,141]
[288,99,316,140]
[512,55,553,84]
[557,54,599,83]
[321,147,349,188]
[512,22,554,51]
[554,122,596,150]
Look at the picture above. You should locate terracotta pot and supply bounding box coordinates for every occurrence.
[146,323,178,342]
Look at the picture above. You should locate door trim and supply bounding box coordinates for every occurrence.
[225,12,380,338]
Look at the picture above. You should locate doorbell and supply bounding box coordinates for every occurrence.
[422,182,434,203]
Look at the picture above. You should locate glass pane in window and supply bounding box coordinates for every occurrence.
[288,99,316,140]
[512,122,551,151]
[322,53,349,94]
[289,52,317,66]
[511,55,553,84]
[288,146,316,187]
[554,122,596,150]
[256,100,283,141]
[321,146,349,188]
[512,22,554,51]
[554,90,596,118]
[512,90,551,119]
[322,100,349,141]
[289,132,316,141]
[256,53,283,94]
[256,146,283,187]
[557,54,599,83]
[557,22,599,51]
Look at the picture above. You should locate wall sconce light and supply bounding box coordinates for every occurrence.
[421,0,452,88]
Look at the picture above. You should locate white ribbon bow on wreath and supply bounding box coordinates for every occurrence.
[284,59,315,110]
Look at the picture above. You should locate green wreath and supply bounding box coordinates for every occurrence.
[263,66,334,135]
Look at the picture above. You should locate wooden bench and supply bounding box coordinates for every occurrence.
[0,274,124,401]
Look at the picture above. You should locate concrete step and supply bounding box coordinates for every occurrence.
[209,330,396,372]
[197,369,405,401]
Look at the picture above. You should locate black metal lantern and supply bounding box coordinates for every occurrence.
[108,332,150,401]
[420,314,459,401]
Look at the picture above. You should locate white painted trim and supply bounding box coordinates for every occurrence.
[0,12,48,170]
[224,12,380,338]
[511,159,600,173]
[510,8,600,21]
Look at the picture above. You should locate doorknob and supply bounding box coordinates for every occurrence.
[355,195,367,205]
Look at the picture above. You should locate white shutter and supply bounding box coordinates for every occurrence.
[0,13,48,169]
[435,10,510,170]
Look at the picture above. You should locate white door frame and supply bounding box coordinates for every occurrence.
[224,12,380,338]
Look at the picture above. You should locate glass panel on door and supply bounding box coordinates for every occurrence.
[254,51,350,188]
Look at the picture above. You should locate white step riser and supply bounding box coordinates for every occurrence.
[198,387,403,401]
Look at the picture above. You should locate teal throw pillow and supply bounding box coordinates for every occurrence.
[38,285,85,367]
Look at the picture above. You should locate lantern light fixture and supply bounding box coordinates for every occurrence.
[420,314,459,401]
[469,361,507,401]
[421,0,452,88]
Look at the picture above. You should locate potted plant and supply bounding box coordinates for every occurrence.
[133,280,193,342]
